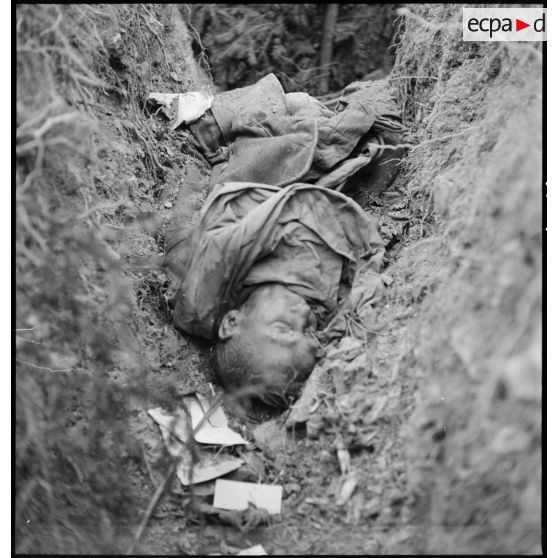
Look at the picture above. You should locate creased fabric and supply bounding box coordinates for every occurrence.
[162,74,405,341]
[169,73,405,192]
[166,182,385,340]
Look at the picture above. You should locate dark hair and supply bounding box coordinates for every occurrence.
[214,334,258,392]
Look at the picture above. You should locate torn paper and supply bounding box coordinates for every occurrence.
[183,394,249,446]
[147,405,244,486]
[236,545,268,556]
[176,453,243,486]
[148,394,248,447]
[173,91,213,129]
[146,91,213,128]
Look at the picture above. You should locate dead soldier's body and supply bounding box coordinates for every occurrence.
[160,74,405,407]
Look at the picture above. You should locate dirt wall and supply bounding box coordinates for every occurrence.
[390,4,542,554]
[16,4,212,552]
[184,3,397,95]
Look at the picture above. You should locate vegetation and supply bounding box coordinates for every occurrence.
[15,4,198,552]
[184,3,396,95]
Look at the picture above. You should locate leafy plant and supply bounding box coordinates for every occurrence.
[184,3,397,95]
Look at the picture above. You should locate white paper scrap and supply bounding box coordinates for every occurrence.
[176,454,243,486]
[183,395,249,446]
[213,479,282,515]
[148,396,248,447]
[173,91,213,129]
[147,407,244,485]
[196,393,228,428]
[236,544,268,555]
[147,407,189,446]
[146,92,179,108]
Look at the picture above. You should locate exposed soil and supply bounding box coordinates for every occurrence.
[15,4,542,555]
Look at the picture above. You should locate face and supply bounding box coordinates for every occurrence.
[220,284,321,399]
[242,284,320,373]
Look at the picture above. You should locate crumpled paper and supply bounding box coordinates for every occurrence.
[147,393,248,485]
[146,91,213,129]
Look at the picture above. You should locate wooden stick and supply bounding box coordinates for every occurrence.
[125,393,225,555]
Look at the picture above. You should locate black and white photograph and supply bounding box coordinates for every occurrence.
[14,3,546,555]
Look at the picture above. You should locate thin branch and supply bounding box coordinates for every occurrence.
[125,392,226,555]
[389,75,439,81]
[363,126,478,153]
[16,359,73,373]
[39,11,63,37]
[24,112,83,140]
[396,7,461,33]
[15,336,42,345]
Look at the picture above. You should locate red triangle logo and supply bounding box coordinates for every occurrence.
[516,18,530,31]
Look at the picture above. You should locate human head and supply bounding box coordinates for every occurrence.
[215,284,321,407]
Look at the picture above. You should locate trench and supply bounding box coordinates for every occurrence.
[15,4,542,555]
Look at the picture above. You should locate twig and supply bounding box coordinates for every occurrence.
[39,11,62,37]
[17,204,47,253]
[52,25,98,82]
[125,393,225,555]
[15,336,42,345]
[141,444,158,489]
[16,45,66,55]
[16,358,73,373]
[16,243,43,268]
[16,100,63,134]
[276,53,337,77]
[124,121,166,176]
[389,75,439,81]
[182,5,214,88]
[26,112,83,140]
[17,168,40,196]
[69,70,93,115]
[82,5,114,19]
[17,135,94,160]
[72,72,119,94]
[363,126,478,153]
[396,7,461,33]
[138,9,169,68]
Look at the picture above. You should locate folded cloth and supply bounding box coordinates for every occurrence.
[208,115,318,188]
[202,74,404,192]
[159,75,407,342]
[148,73,405,194]
[210,73,287,143]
